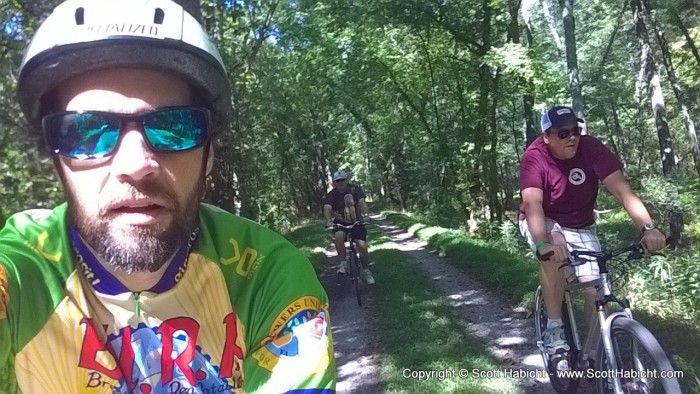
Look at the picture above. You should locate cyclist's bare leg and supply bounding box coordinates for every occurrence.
[580,280,598,330]
[541,232,568,319]
[355,239,369,267]
[333,231,347,262]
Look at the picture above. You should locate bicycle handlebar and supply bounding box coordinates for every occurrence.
[536,237,672,265]
[329,221,364,230]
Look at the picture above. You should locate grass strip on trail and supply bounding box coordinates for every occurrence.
[382,211,700,393]
[381,212,540,309]
[287,220,522,394]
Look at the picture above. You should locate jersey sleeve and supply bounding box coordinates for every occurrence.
[322,190,334,207]
[242,239,335,393]
[0,259,11,374]
[353,186,367,201]
[519,151,545,191]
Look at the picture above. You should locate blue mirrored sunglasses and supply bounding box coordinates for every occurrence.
[42,107,211,160]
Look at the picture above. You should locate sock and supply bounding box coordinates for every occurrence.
[547,318,563,329]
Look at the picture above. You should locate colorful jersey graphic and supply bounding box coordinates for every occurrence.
[0,204,335,393]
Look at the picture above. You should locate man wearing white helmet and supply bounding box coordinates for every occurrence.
[323,171,374,285]
[0,1,335,393]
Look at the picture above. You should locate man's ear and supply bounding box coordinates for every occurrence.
[542,133,550,145]
[206,144,215,176]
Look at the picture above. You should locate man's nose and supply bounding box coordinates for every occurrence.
[110,124,160,182]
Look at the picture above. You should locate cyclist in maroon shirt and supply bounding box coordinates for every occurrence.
[519,105,666,357]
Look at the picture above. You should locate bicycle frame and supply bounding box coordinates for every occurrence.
[334,221,363,306]
[536,241,680,394]
[558,248,651,394]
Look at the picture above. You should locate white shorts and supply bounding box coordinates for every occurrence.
[519,218,601,283]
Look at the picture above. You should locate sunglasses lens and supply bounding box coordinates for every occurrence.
[557,127,581,139]
[46,113,120,159]
[144,108,208,152]
[43,108,210,160]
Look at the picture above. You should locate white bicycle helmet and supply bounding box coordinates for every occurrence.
[17,0,230,134]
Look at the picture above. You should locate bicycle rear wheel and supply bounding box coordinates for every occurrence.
[535,287,581,394]
[349,252,362,306]
[595,317,681,394]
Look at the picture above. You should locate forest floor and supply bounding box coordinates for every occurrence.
[322,213,597,393]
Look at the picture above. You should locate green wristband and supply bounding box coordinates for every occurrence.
[535,240,548,250]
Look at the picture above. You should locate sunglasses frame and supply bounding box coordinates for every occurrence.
[42,106,212,160]
[549,125,582,140]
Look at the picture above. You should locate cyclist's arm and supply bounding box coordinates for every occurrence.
[0,264,8,369]
[602,170,666,251]
[357,198,368,220]
[243,247,335,393]
[601,170,655,230]
[521,188,568,262]
[521,187,549,246]
[322,203,333,225]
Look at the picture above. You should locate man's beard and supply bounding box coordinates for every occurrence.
[66,179,203,274]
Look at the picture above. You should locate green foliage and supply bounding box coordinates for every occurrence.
[282,220,331,270]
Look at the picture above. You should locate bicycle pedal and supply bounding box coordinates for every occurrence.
[536,341,546,353]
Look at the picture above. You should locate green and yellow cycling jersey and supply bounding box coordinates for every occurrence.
[0,203,335,393]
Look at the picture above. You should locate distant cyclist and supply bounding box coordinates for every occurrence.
[323,171,375,285]
[0,0,334,392]
[519,105,665,359]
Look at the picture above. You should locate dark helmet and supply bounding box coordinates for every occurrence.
[17,0,231,134]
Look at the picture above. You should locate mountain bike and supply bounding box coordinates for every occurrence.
[334,221,364,306]
[535,242,682,394]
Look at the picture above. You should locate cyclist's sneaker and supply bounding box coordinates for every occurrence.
[543,321,570,355]
[550,353,570,372]
[362,268,375,285]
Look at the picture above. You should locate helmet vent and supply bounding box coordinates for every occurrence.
[75,7,84,25]
[154,8,165,24]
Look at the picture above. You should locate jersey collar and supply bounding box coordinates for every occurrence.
[69,227,197,296]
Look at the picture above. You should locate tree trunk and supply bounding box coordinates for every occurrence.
[559,0,585,121]
[668,5,700,69]
[540,0,564,56]
[631,0,676,176]
[522,9,539,145]
[488,71,503,222]
[468,0,494,229]
[646,0,700,177]
[610,107,626,166]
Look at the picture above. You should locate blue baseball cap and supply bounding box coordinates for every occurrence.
[333,170,349,181]
[541,106,584,133]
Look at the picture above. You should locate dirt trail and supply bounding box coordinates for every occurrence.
[319,242,382,393]
[322,214,593,393]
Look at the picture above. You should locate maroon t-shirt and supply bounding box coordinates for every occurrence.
[519,135,623,228]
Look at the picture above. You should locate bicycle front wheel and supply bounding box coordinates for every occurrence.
[595,317,681,394]
[349,252,362,306]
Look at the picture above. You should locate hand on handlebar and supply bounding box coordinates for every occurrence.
[536,242,568,264]
[640,228,666,253]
